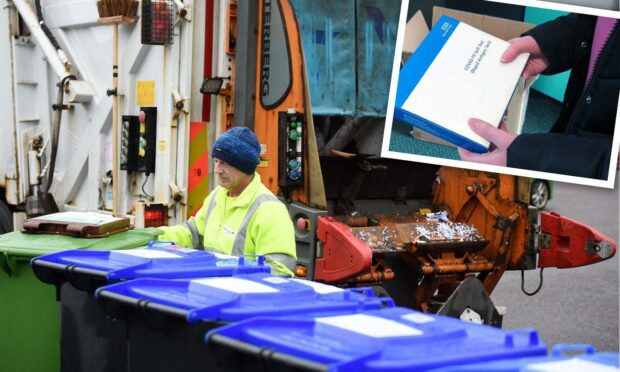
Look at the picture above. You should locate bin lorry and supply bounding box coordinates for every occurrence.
[0,0,616,322]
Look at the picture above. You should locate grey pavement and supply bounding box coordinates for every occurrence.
[491,173,620,352]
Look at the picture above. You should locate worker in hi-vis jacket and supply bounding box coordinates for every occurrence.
[159,127,297,276]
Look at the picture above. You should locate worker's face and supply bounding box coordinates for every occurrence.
[214,158,249,193]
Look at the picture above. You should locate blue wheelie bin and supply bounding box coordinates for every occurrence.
[31,241,271,372]
[428,344,619,371]
[96,272,393,372]
[206,306,548,371]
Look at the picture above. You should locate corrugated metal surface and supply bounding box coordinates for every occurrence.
[290,0,356,116]
[357,0,399,116]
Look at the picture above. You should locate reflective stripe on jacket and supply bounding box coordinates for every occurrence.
[158,173,297,276]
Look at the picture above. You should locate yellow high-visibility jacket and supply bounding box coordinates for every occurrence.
[158,173,297,276]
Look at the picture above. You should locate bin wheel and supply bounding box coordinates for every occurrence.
[530,180,549,210]
[0,200,12,234]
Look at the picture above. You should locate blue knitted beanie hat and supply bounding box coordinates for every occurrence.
[212,127,261,174]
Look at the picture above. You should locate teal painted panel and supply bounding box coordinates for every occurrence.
[357,0,399,116]
[531,70,571,102]
[524,7,570,102]
[291,0,399,117]
[290,0,356,116]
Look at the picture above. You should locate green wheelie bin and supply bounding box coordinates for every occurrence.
[0,228,161,372]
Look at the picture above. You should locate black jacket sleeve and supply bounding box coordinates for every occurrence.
[507,133,612,180]
[524,14,585,75]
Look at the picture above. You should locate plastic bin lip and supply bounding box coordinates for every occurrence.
[96,273,389,324]
[426,345,619,371]
[30,246,271,285]
[0,228,164,256]
[207,332,332,371]
[31,259,108,284]
[206,307,548,371]
[32,250,148,270]
[97,288,192,320]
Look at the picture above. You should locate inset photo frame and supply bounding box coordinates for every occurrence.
[488,0,619,17]
[381,0,620,188]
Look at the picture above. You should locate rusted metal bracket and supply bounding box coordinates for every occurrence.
[451,179,497,222]
[539,232,552,249]
[345,259,395,285]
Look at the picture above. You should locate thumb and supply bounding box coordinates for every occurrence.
[468,118,513,149]
[501,37,535,63]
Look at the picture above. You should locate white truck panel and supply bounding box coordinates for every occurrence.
[1,0,197,225]
[0,6,16,191]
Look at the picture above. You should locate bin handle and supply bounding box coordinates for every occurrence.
[239,254,265,266]
[380,298,395,308]
[348,286,373,297]
[552,344,595,356]
[344,287,395,308]
[504,329,540,347]
[147,240,176,249]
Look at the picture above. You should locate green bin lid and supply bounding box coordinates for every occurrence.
[0,228,162,275]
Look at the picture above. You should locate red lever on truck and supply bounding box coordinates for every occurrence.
[313,216,372,282]
[538,211,616,269]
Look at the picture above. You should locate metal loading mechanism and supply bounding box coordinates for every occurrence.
[314,167,531,314]
[350,220,491,274]
[315,212,498,312]
[312,166,616,316]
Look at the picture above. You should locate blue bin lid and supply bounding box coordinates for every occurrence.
[428,344,620,371]
[95,272,393,323]
[31,240,271,283]
[206,307,547,371]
